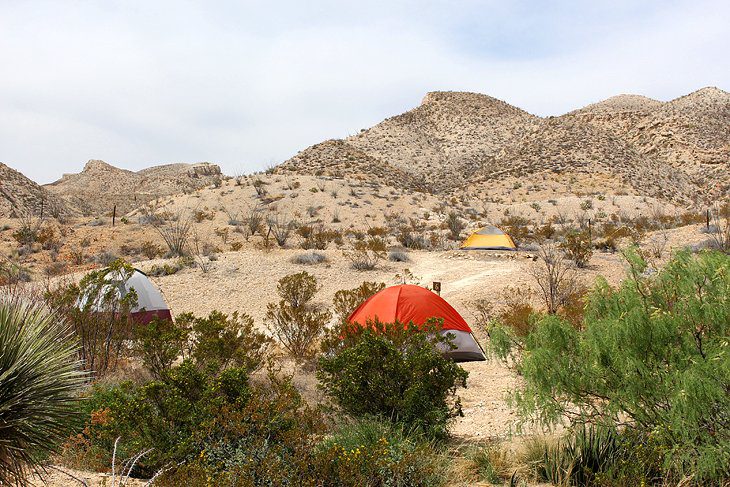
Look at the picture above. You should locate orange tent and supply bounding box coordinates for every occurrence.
[348,284,485,362]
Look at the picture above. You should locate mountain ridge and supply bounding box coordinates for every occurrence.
[278,86,729,204]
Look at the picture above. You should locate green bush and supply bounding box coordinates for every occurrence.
[67,310,316,481]
[318,320,468,440]
[179,310,269,375]
[315,418,447,487]
[492,249,730,482]
[132,316,189,379]
[0,299,85,485]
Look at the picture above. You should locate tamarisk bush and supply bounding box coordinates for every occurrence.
[490,249,730,482]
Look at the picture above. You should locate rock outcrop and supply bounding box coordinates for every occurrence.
[45,160,223,215]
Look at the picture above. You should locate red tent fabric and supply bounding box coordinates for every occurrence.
[347,284,485,362]
[348,284,471,332]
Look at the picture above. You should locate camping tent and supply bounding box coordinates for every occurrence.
[460,225,517,250]
[79,268,172,324]
[347,284,485,362]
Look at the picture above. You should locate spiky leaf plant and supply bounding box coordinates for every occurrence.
[0,299,85,485]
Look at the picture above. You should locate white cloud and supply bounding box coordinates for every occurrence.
[0,0,727,183]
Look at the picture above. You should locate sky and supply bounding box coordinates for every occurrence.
[1,1,728,184]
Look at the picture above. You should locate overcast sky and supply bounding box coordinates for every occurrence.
[1,0,728,184]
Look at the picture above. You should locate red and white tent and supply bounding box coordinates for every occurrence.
[348,284,485,362]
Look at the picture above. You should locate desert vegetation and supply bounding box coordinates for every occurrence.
[0,98,728,485]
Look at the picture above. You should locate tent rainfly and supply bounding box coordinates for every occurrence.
[347,284,486,362]
[460,225,517,250]
[79,268,172,324]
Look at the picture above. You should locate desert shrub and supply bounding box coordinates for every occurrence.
[298,223,341,250]
[11,212,45,250]
[529,243,582,315]
[266,212,296,247]
[132,317,190,379]
[534,222,556,242]
[397,225,428,249]
[492,250,730,483]
[293,251,327,265]
[319,320,468,440]
[71,364,324,481]
[147,257,190,276]
[495,286,537,338]
[445,211,466,240]
[388,249,410,262]
[0,258,32,286]
[500,215,530,246]
[93,250,118,266]
[177,310,270,376]
[367,226,389,237]
[153,213,192,257]
[44,260,138,376]
[469,443,509,484]
[560,230,593,267]
[0,298,85,486]
[264,272,331,359]
[243,204,264,238]
[214,226,229,244]
[315,419,447,487]
[140,240,162,260]
[192,208,215,223]
[344,237,387,270]
[706,202,730,253]
[523,426,663,486]
[332,281,386,323]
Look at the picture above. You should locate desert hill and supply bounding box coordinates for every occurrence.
[45,159,222,216]
[566,86,730,201]
[0,162,69,218]
[277,87,729,205]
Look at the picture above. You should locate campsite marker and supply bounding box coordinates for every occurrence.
[433,281,441,295]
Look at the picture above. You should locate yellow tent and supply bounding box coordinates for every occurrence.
[460,225,517,250]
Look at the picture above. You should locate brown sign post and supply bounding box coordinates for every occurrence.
[432,281,441,295]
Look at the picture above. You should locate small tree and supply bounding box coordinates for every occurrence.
[265,272,331,359]
[318,320,468,440]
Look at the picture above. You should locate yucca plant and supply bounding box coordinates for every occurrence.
[0,298,86,485]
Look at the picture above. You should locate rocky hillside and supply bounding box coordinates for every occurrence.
[568,87,729,201]
[277,87,729,205]
[45,160,222,216]
[0,163,69,218]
